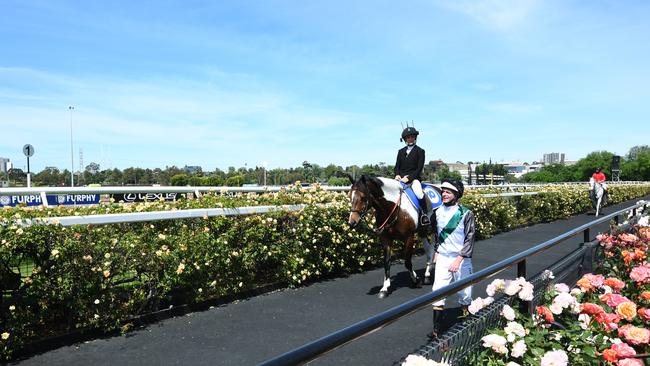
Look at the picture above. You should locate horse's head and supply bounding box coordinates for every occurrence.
[347,174,383,229]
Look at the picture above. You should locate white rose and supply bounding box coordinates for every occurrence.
[501,305,516,321]
[511,340,527,358]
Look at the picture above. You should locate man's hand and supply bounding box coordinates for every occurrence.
[448,256,464,272]
[400,175,409,183]
[394,175,402,180]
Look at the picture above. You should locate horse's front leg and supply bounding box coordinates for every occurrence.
[379,237,392,299]
[596,196,602,217]
[403,236,421,288]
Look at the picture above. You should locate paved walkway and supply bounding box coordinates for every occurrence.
[13,196,649,366]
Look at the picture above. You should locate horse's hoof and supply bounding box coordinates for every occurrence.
[423,276,432,285]
[378,291,388,299]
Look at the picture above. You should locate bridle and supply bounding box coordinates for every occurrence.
[350,185,403,234]
[350,188,371,220]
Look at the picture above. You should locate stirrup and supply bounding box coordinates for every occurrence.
[420,214,431,226]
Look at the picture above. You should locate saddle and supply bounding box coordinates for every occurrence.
[400,182,443,217]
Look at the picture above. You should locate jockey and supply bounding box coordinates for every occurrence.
[592,167,606,183]
[430,179,476,339]
[394,126,429,226]
[591,167,609,201]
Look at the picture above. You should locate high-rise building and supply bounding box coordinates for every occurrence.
[542,153,565,165]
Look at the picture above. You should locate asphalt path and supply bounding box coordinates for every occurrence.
[12,195,649,366]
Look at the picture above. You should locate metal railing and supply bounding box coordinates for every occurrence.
[23,205,308,226]
[259,201,649,366]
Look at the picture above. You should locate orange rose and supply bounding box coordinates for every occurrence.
[641,291,650,300]
[582,302,606,315]
[604,278,626,292]
[576,276,593,291]
[635,249,646,261]
[602,348,618,362]
[536,306,554,323]
[638,308,650,320]
[616,302,638,321]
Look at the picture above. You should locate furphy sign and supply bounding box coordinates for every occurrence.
[47,194,100,206]
[0,195,43,207]
[0,194,100,207]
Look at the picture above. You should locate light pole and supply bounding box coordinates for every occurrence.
[69,106,74,187]
[262,161,268,186]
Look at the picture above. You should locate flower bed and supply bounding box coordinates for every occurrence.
[1,184,650,360]
[404,210,650,365]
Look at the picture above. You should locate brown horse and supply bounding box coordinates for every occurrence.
[348,174,440,298]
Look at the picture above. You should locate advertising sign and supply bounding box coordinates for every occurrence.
[111,192,180,203]
[0,194,100,207]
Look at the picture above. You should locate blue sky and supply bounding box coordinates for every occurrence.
[1,0,649,172]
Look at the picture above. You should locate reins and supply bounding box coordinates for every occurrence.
[349,182,405,234]
[375,190,403,234]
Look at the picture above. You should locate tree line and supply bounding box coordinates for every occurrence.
[1,145,647,187]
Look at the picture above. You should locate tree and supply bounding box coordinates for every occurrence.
[170,174,189,186]
[226,175,244,187]
[85,162,101,175]
[621,150,650,181]
[571,151,615,181]
[435,167,462,182]
[626,145,650,161]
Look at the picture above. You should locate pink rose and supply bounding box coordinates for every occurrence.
[611,342,636,358]
[618,358,643,366]
[630,264,650,284]
[600,293,631,308]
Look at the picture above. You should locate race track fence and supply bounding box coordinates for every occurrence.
[258,201,649,366]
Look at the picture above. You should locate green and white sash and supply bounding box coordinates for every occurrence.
[438,205,468,243]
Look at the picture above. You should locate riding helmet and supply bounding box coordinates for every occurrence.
[401,127,419,140]
[440,179,464,199]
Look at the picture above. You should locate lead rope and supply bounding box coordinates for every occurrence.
[375,190,403,234]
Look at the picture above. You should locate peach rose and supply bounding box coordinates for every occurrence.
[577,273,605,291]
[616,302,638,321]
[619,325,650,345]
[641,291,650,300]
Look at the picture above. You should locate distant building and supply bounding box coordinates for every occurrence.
[503,161,544,179]
[0,157,11,173]
[542,153,565,165]
[183,165,202,174]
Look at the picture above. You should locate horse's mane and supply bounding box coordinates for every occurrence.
[357,175,404,199]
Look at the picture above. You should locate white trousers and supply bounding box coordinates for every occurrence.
[431,254,473,307]
[411,179,423,199]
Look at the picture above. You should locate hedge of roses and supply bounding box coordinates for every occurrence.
[405,214,650,366]
[1,184,650,360]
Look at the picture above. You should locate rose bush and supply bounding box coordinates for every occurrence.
[1,184,649,360]
[414,211,650,365]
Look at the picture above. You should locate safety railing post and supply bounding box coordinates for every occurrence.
[583,228,590,244]
[517,260,529,314]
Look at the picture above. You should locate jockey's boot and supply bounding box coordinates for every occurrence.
[419,197,431,226]
[428,306,444,340]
